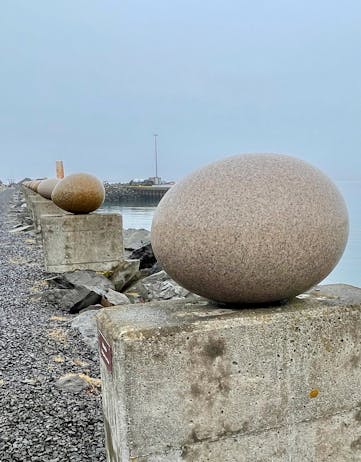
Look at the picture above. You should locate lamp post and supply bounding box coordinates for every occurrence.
[153,134,158,184]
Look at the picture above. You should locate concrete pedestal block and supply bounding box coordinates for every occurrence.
[21,186,37,202]
[27,196,52,220]
[31,199,67,232]
[97,284,361,462]
[41,213,123,273]
[20,191,44,215]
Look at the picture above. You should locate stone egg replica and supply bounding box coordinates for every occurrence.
[30,180,41,192]
[151,154,349,304]
[37,178,60,199]
[51,173,105,214]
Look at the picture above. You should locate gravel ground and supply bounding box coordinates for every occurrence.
[0,188,106,461]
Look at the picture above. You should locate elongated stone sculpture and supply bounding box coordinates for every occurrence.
[51,173,105,214]
[37,178,60,199]
[151,153,349,304]
[29,180,42,192]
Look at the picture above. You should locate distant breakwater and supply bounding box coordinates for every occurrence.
[104,183,171,204]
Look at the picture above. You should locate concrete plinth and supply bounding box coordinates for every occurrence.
[41,213,123,272]
[97,284,361,462]
[21,190,44,214]
[21,186,37,201]
[27,196,51,219]
[31,199,67,232]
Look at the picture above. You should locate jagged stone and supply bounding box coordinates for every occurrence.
[44,270,115,313]
[43,287,101,313]
[55,373,89,393]
[79,304,103,314]
[128,243,156,269]
[71,311,99,351]
[51,270,114,292]
[110,259,140,291]
[101,289,130,307]
[125,270,199,303]
[123,228,150,250]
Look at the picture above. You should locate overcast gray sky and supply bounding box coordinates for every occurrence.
[1,0,361,183]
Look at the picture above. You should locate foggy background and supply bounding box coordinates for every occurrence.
[1,0,360,183]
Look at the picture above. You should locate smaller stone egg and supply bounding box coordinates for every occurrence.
[32,180,42,192]
[51,173,105,214]
[37,178,60,199]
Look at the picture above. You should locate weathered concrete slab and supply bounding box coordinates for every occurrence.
[31,199,67,232]
[97,284,361,462]
[21,185,37,198]
[41,213,123,272]
[26,195,49,219]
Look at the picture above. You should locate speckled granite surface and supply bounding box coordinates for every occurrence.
[151,153,349,303]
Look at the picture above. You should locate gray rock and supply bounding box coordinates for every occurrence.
[123,228,150,250]
[71,310,99,351]
[306,283,361,305]
[52,270,114,293]
[9,225,33,233]
[101,289,130,307]
[44,287,101,313]
[45,270,115,313]
[128,243,157,269]
[149,261,163,275]
[79,304,103,314]
[125,270,198,303]
[110,259,140,291]
[55,374,89,393]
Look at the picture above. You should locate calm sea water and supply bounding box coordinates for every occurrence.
[99,202,157,231]
[100,181,361,287]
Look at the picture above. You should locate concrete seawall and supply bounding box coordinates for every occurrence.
[104,184,171,203]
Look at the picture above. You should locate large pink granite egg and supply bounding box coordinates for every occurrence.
[151,154,349,304]
[51,173,105,214]
[37,178,60,199]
